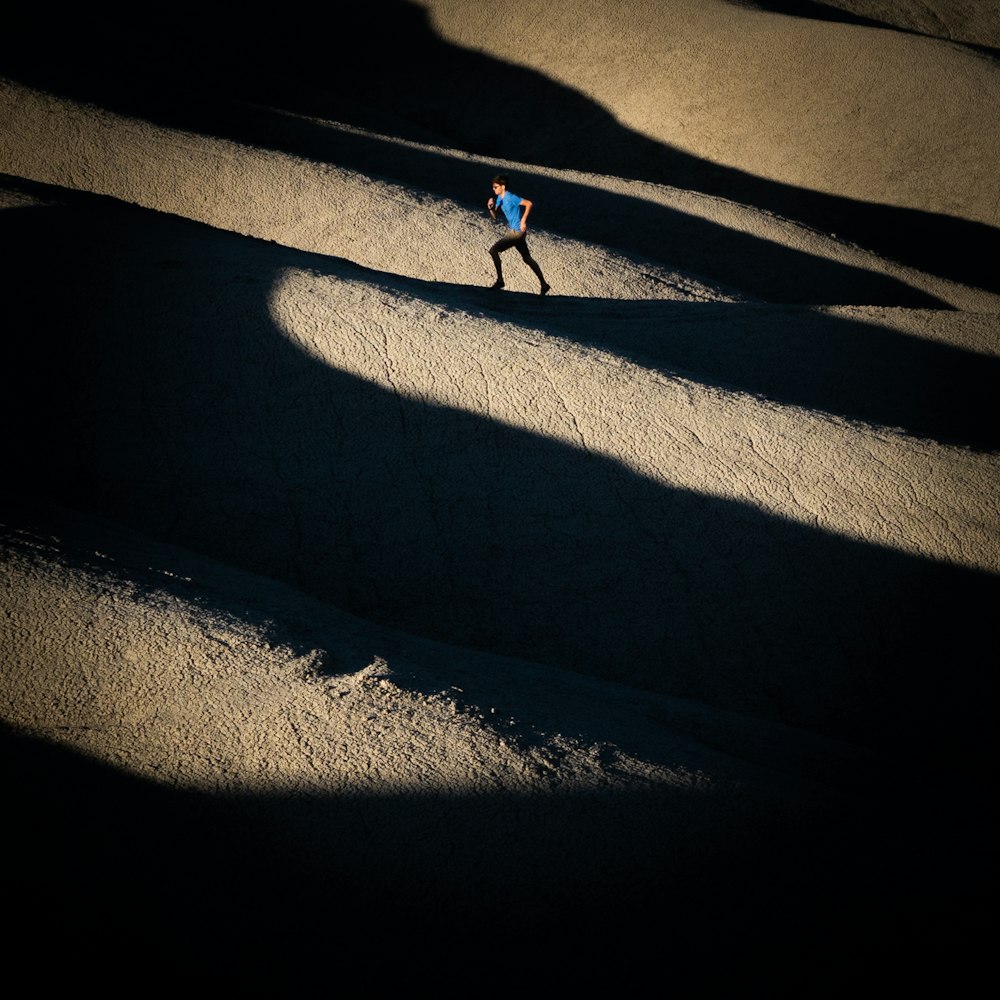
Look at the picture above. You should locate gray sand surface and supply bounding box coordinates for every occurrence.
[2,1,997,991]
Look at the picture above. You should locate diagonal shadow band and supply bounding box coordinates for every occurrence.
[151,104,954,308]
[729,0,1000,58]
[5,721,987,991]
[1,1,997,296]
[4,190,996,770]
[443,285,1000,453]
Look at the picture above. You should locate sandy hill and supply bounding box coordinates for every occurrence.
[2,1,997,992]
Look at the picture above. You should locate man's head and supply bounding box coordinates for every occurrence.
[492,173,508,195]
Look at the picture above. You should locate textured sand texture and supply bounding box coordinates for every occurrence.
[2,1,997,992]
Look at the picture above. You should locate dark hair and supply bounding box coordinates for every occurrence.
[492,174,508,187]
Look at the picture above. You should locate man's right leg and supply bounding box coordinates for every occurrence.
[488,245,505,287]
[488,233,518,288]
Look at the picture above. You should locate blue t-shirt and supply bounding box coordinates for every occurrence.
[496,191,523,230]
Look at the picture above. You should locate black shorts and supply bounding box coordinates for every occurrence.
[489,230,534,259]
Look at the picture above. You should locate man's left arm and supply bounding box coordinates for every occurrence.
[519,198,533,232]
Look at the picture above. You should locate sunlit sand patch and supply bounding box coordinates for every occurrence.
[0,530,722,795]
[271,266,1000,574]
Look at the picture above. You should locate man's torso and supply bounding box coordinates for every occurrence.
[497,191,522,230]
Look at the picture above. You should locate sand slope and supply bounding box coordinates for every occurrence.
[2,1,997,990]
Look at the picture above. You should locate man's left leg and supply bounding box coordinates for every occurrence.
[516,237,551,295]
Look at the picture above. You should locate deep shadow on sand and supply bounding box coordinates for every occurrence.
[94,103,953,309]
[3,10,997,990]
[2,1,998,296]
[2,718,991,992]
[4,187,996,775]
[729,0,1000,59]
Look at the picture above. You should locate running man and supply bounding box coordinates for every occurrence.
[486,174,551,295]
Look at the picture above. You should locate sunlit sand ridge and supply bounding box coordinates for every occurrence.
[1,0,997,990]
